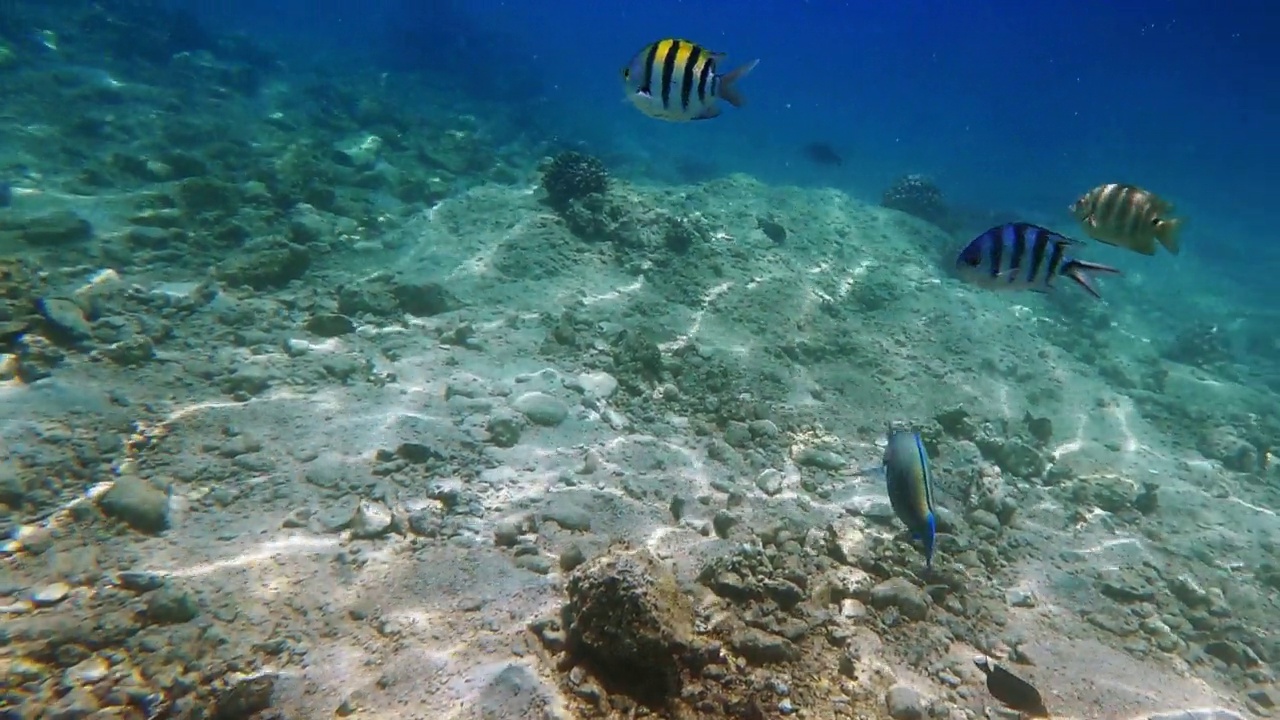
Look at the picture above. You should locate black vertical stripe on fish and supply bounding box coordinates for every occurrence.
[1101,184,1124,228]
[710,74,720,99]
[1045,235,1067,287]
[1028,225,1050,284]
[1008,225,1026,283]
[1019,225,1041,282]
[681,44,701,110]
[696,55,712,103]
[989,228,1004,278]
[1124,188,1144,237]
[660,40,680,109]
[640,42,660,95]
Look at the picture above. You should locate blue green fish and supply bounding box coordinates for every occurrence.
[881,430,938,570]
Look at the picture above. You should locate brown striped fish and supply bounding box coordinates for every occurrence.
[1069,182,1184,256]
[621,38,758,122]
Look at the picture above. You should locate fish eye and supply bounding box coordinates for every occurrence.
[960,248,981,267]
[621,68,630,79]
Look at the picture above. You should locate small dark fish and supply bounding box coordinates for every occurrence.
[621,38,759,122]
[802,142,843,166]
[956,223,1120,299]
[1070,182,1182,256]
[974,656,1050,717]
[0,181,11,208]
[882,430,938,570]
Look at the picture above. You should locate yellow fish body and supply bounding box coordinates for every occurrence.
[1070,183,1183,256]
[621,38,758,122]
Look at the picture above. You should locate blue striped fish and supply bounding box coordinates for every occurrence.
[883,430,938,570]
[621,38,759,122]
[956,223,1121,299]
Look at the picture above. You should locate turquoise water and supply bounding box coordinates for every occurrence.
[0,2,1277,719]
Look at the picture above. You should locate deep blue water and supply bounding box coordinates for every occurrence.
[182,0,1280,300]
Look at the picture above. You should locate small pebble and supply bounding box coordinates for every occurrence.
[31,581,71,607]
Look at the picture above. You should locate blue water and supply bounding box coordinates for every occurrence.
[182,0,1280,292]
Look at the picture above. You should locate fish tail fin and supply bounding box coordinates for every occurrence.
[1063,259,1121,299]
[1154,217,1183,254]
[718,59,759,108]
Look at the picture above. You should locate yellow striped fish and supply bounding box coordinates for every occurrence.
[1069,182,1184,256]
[621,38,758,122]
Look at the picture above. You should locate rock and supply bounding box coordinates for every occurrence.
[221,365,271,397]
[494,513,534,547]
[486,413,522,448]
[116,571,166,592]
[560,544,587,572]
[349,500,393,539]
[794,447,846,470]
[572,371,618,400]
[1198,426,1261,473]
[0,210,93,245]
[826,518,871,565]
[515,554,553,574]
[1169,574,1210,608]
[0,456,30,507]
[1096,568,1156,603]
[476,662,555,720]
[869,577,929,621]
[1071,473,1139,513]
[731,627,799,665]
[983,437,1048,479]
[1006,588,1037,608]
[512,392,569,427]
[445,373,490,400]
[756,469,785,496]
[36,297,93,341]
[885,684,926,720]
[212,674,276,719]
[31,582,71,607]
[392,279,459,317]
[565,546,694,698]
[724,422,753,448]
[334,134,383,168]
[748,420,779,439]
[763,579,805,610]
[145,586,199,624]
[217,239,310,290]
[1025,414,1054,444]
[541,496,592,532]
[305,313,355,337]
[97,474,170,534]
[64,656,110,686]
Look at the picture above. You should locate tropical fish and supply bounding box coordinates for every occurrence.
[802,142,844,166]
[1070,183,1182,256]
[621,38,758,122]
[955,223,1121,299]
[882,430,938,570]
[974,656,1051,718]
